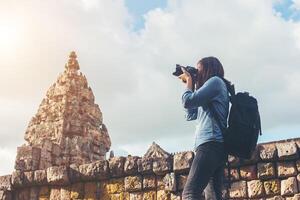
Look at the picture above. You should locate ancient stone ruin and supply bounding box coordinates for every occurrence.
[0,52,300,200]
[16,51,111,171]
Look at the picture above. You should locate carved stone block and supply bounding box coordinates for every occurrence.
[47,166,69,185]
[124,176,142,192]
[276,142,298,160]
[109,156,126,177]
[173,151,194,173]
[281,177,298,196]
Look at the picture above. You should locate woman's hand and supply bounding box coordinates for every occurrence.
[179,67,193,91]
[178,67,192,83]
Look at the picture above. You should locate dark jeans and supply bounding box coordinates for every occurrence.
[182,141,226,200]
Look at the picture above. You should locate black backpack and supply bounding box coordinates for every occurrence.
[210,78,262,159]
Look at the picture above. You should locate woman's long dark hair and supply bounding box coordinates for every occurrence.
[196,56,225,89]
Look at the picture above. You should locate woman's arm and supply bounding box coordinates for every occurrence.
[182,77,220,109]
[178,68,198,121]
[184,107,198,121]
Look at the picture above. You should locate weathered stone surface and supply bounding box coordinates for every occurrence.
[157,190,171,200]
[277,161,297,178]
[240,165,257,180]
[143,175,156,189]
[259,143,277,161]
[228,155,240,167]
[39,148,52,170]
[109,156,126,177]
[106,178,125,194]
[129,192,143,200]
[78,160,109,181]
[291,194,300,200]
[15,188,30,200]
[70,183,84,199]
[124,176,142,192]
[163,172,176,192]
[23,171,34,185]
[247,179,265,198]
[84,182,97,200]
[173,151,194,173]
[29,187,39,200]
[157,175,165,190]
[137,158,153,174]
[47,166,69,185]
[142,191,156,200]
[124,156,140,175]
[49,187,61,200]
[153,157,172,175]
[144,142,171,159]
[177,174,187,191]
[33,169,47,185]
[39,186,50,199]
[0,190,12,200]
[296,160,300,172]
[170,192,181,200]
[0,175,11,191]
[68,164,81,183]
[51,143,61,157]
[264,179,280,196]
[297,174,300,193]
[16,145,41,160]
[39,186,50,200]
[11,170,23,187]
[229,168,240,181]
[228,181,247,198]
[138,142,172,176]
[60,186,71,200]
[257,162,275,179]
[267,196,285,200]
[15,146,41,171]
[111,192,129,200]
[281,177,298,196]
[276,142,298,160]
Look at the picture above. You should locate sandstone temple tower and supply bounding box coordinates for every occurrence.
[14,51,111,171]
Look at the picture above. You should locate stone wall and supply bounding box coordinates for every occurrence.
[1,138,300,200]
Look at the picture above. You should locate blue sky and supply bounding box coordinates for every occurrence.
[125,0,168,31]
[125,0,300,32]
[273,0,300,21]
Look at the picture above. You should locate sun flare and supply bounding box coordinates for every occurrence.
[0,19,21,53]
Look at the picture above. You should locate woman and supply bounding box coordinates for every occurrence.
[178,56,230,200]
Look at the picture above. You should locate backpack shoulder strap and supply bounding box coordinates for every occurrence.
[209,77,232,133]
[220,77,235,97]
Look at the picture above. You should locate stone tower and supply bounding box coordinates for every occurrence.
[15,51,111,171]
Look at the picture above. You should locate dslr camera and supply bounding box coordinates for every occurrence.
[172,64,198,91]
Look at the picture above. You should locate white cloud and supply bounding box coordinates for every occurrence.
[1,0,300,175]
[291,0,300,10]
[0,147,17,175]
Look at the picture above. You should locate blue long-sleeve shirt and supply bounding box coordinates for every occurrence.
[182,76,229,151]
